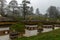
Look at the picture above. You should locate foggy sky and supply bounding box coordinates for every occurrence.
[6,0,60,14]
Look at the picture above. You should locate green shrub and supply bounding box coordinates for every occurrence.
[10,22,25,32]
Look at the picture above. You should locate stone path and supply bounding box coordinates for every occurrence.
[0,35,10,40]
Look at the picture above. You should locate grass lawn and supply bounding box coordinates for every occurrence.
[15,29,60,40]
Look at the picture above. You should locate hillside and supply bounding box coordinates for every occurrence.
[15,29,60,40]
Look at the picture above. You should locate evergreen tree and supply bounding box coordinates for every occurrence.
[22,0,30,19]
[30,6,34,15]
[0,0,7,16]
[36,8,40,15]
[9,0,18,7]
[44,13,49,18]
[47,6,59,18]
[8,0,19,17]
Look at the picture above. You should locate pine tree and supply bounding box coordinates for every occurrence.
[8,0,19,17]
[0,0,7,16]
[30,6,34,15]
[9,0,18,7]
[36,8,40,15]
[47,6,59,18]
[22,0,30,19]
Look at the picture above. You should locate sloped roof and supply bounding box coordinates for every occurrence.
[0,16,15,21]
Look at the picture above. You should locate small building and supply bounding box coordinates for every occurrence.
[0,27,9,35]
[0,16,16,35]
[23,20,40,37]
[24,25,38,37]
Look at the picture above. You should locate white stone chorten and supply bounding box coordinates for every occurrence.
[24,25,38,37]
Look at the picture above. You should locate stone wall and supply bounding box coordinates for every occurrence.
[24,29,38,37]
[0,30,9,35]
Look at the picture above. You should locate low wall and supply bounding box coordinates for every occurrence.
[24,29,38,37]
[0,30,9,36]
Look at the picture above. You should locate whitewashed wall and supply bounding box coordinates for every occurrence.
[24,29,38,37]
[0,27,9,31]
[42,28,52,33]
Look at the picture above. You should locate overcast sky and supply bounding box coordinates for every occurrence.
[6,0,60,14]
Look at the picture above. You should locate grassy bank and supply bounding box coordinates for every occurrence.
[15,29,60,40]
